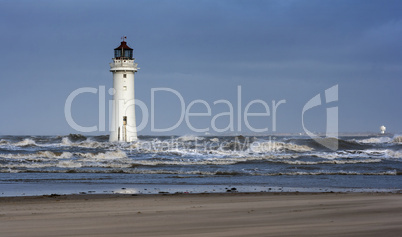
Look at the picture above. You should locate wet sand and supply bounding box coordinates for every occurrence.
[0,192,401,236]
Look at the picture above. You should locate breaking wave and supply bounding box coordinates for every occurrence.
[61,137,110,149]
[356,137,392,144]
[384,150,402,159]
[350,135,402,145]
[13,138,37,147]
[76,150,128,159]
[0,150,127,160]
[0,168,398,176]
[250,141,313,153]
[177,135,205,142]
[393,136,402,143]
[286,137,370,151]
[270,159,382,165]
[67,133,87,142]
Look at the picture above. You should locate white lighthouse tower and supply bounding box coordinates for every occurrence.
[109,37,139,142]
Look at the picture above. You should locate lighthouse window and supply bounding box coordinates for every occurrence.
[123,74,127,78]
[123,86,127,91]
[124,49,133,58]
[114,49,122,58]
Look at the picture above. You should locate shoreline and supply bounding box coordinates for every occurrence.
[0,190,400,200]
[1,192,401,236]
[1,182,400,197]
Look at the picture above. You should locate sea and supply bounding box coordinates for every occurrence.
[0,134,401,196]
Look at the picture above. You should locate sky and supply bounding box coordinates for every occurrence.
[0,0,401,136]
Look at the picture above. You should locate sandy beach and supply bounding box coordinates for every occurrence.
[0,192,401,236]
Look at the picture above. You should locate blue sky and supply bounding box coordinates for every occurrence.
[0,0,401,135]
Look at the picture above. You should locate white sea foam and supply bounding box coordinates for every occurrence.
[352,135,402,144]
[77,150,128,159]
[177,135,204,142]
[0,162,56,169]
[274,159,382,165]
[133,139,313,157]
[393,135,402,143]
[209,138,220,142]
[60,137,110,149]
[384,150,402,159]
[61,137,72,146]
[79,139,107,148]
[305,148,402,160]
[131,157,259,166]
[121,169,216,176]
[94,169,399,176]
[58,161,82,168]
[13,138,37,147]
[249,141,313,153]
[129,155,382,167]
[38,151,73,159]
[354,149,402,159]
[355,137,392,144]
[0,151,73,159]
[252,170,398,176]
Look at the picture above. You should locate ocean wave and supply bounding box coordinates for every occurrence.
[304,149,402,160]
[0,162,61,169]
[333,138,368,150]
[177,135,205,142]
[0,158,84,170]
[129,156,277,166]
[364,149,402,159]
[269,159,382,165]
[61,137,112,149]
[209,138,220,142]
[0,168,398,176]
[1,144,400,166]
[76,150,128,159]
[286,137,369,151]
[61,137,73,146]
[57,161,83,168]
[4,136,111,149]
[254,170,398,176]
[393,136,402,143]
[131,143,310,159]
[0,150,127,160]
[132,138,315,155]
[355,137,392,144]
[385,150,402,159]
[13,138,37,147]
[0,151,73,159]
[351,135,402,145]
[249,141,313,153]
[135,154,384,166]
[67,134,87,142]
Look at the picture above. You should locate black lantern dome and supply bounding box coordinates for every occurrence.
[114,40,133,59]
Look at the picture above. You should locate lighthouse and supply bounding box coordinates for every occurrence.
[109,37,139,142]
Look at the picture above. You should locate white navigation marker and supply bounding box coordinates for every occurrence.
[380,125,386,134]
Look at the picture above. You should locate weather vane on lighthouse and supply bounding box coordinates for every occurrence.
[109,37,139,142]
